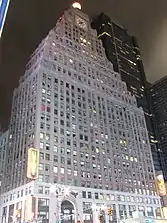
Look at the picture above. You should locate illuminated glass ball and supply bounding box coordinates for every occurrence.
[72,2,82,10]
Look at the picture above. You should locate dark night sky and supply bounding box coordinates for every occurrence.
[0,0,167,129]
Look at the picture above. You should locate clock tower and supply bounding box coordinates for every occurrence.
[71,2,88,31]
[75,15,88,30]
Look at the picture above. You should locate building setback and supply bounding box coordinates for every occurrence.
[0,4,162,223]
[91,13,165,178]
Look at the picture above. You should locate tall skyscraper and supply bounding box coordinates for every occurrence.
[150,76,167,180]
[0,4,162,223]
[0,0,10,38]
[0,129,8,194]
[91,13,165,177]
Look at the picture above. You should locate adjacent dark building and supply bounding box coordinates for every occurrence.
[150,76,167,180]
[91,13,166,178]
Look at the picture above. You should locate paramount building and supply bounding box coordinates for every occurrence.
[0,3,163,223]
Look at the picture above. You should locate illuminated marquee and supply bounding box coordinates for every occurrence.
[27,148,39,180]
[156,173,166,196]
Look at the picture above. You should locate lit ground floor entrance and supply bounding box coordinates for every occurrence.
[61,200,75,223]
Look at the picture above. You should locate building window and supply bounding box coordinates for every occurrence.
[39,163,44,170]
[38,186,43,194]
[45,175,49,183]
[45,164,50,172]
[61,168,65,174]
[46,134,50,141]
[40,133,44,139]
[39,175,44,182]
[46,143,50,151]
[53,166,58,173]
[41,105,45,111]
[82,191,86,198]
[106,194,110,200]
[45,187,50,195]
[54,145,58,152]
[95,193,98,199]
[47,107,51,112]
[45,154,50,160]
[38,198,49,207]
[67,169,71,175]
[40,142,44,149]
[40,152,44,159]
[88,192,92,199]
[99,193,104,200]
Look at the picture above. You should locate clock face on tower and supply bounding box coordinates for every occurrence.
[75,16,87,30]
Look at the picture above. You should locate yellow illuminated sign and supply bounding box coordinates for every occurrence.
[27,148,39,180]
[156,174,166,196]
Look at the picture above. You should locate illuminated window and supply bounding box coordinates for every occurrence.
[73,151,77,156]
[39,163,44,170]
[120,139,123,144]
[54,145,58,152]
[61,168,65,174]
[39,175,44,182]
[53,166,58,173]
[40,152,44,159]
[42,88,46,94]
[120,195,125,201]
[93,164,96,168]
[99,194,103,200]
[81,162,84,167]
[41,105,45,111]
[131,197,134,202]
[40,142,44,149]
[106,194,110,200]
[67,169,71,175]
[40,133,44,139]
[46,134,50,141]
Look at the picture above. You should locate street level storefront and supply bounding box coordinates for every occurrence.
[0,182,164,223]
